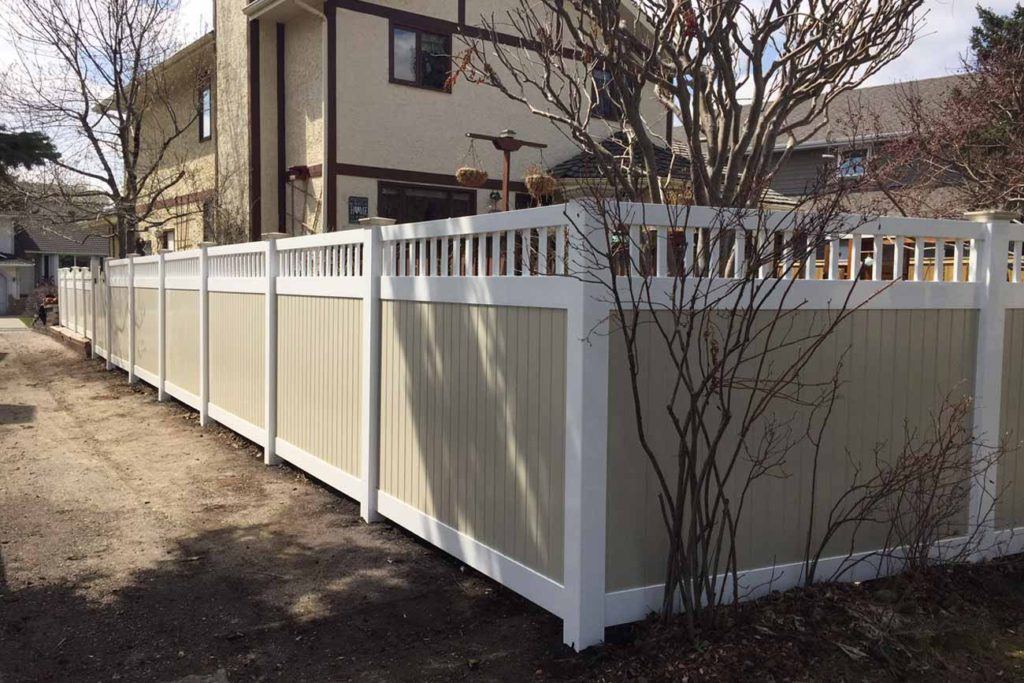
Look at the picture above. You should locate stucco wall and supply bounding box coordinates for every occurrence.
[215,0,252,228]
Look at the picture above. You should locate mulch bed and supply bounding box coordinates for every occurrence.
[547,556,1024,681]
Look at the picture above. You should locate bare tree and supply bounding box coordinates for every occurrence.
[460,0,924,207]
[870,44,1024,219]
[1,0,205,256]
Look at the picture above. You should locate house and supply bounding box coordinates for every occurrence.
[134,0,670,249]
[665,75,966,217]
[763,75,964,216]
[135,32,217,254]
[0,210,110,314]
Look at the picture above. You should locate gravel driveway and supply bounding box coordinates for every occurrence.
[0,329,568,682]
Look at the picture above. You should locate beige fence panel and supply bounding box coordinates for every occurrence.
[277,295,363,478]
[165,289,201,398]
[999,308,1024,529]
[379,301,567,583]
[209,292,265,431]
[109,286,131,368]
[133,288,160,379]
[605,308,979,593]
[94,270,107,355]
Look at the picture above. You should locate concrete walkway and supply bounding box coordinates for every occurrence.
[0,316,28,330]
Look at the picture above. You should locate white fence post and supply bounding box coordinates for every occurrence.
[358,222,386,522]
[966,209,1014,553]
[104,259,113,371]
[263,234,283,466]
[127,255,136,384]
[90,257,100,357]
[562,205,610,651]
[199,244,210,427]
[157,251,167,401]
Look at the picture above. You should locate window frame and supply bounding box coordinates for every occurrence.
[198,84,213,142]
[388,21,452,93]
[377,180,477,225]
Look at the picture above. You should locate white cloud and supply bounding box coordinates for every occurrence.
[176,0,214,43]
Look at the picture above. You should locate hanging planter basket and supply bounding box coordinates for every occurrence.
[524,171,557,200]
[456,167,489,188]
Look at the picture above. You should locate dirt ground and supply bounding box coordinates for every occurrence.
[0,328,569,682]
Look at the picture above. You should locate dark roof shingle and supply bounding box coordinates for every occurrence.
[549,132,689,179]
[15,223,110,257]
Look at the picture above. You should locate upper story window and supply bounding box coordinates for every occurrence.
[198,85,212,142]
[837,148,867,179]
[592,68,620,120]
[390,24,451,92]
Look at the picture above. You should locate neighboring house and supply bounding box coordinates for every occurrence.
[764,75,963,216]
[136,32,217,254]
[667,75,964,216]
[0,212,110,314]
[131,0,671,249]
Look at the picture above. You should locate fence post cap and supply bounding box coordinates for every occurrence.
[358,217,396,226]
[964,209,1018,223]
[261,232,288,240]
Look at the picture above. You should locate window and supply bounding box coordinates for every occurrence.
[378,182,475,224]
[198,85,212,142]
[390,24,451,91]
[837,149,866,179]
[592,68,620,120]
[160,228,176,252]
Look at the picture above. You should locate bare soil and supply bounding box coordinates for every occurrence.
[5,327,1024,682]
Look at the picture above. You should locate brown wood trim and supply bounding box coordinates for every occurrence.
[329,0,577,58]
[457,0,465,25]
[276,22,286,231]
[248,19,261,240]
[141,189,216,213]
[324,4,338,231]
[336,162,528,193]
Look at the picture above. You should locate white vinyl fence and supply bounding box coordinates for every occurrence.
[63,202,1024,651]
[56,265,95,337]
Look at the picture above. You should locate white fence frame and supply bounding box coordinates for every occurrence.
[61,202,1024,651]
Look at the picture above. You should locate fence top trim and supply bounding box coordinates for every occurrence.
[276,229,365,250]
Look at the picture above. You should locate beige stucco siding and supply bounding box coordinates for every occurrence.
[998,309,1024,529]
[138,35,216,252]
[277,296,363,476]
[109,286,131,363]
[216,0,251,226]
[606,308,978,592]
[133,288,160,376]
[166,290,201,396]
[209,292,265,428]
[379,301,567,582]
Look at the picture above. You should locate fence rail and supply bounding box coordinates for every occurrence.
[59,201,1024,651]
